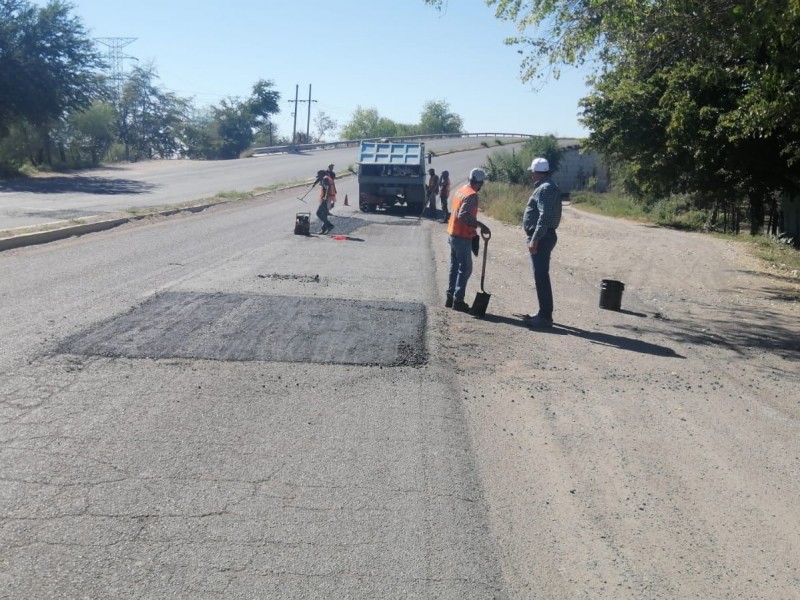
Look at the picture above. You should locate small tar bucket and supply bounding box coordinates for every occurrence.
[599,279,625,310]
[294,212,310,236]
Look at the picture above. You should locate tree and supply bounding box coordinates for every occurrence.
[419,100,464,134]
[579,1,800,233]
[117,64,191,161]
[314,111,338,142]
[427,0,800,235]
[0,0,106,166]
[340,103,461,140]
[340,107,402,140]
[208,97,255,159]
[246,79,280,135]
[65,100,117,165]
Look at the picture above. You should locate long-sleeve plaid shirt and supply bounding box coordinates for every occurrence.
[523,176,561,242]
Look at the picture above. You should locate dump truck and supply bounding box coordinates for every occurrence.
[357,140,428,213]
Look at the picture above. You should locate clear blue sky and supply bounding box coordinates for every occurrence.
[47,0,592,140]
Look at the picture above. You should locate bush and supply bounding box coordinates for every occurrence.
[484,149,529,184]
[649,195,707,231]
[479,181,530,225]
[571,190,648,219]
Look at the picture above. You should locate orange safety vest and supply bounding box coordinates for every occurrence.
[447,184,479,239]
[320,175,336,203]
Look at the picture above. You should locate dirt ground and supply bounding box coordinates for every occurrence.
[430,203,800,599]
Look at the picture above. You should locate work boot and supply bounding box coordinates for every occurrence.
[452,299,470,313]
[524,314,553,328]
[445,293,453,308]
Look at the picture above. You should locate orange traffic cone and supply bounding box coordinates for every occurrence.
[344,194,349,206]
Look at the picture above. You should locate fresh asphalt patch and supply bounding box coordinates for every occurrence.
[59,291,427,366]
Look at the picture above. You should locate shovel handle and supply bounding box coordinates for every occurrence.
[479,236,489,292]
[481,229,491,241]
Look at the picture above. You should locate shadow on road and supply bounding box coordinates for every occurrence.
[482,312,684,357]
[0,175,157,195]
[645,301,800,361]
[556,324,686,358]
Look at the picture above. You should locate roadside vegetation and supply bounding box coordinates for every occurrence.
[0,1,467,176]
[427,0,800,256]
[479,139,800,277]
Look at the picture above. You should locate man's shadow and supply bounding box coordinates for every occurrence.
[481,313,684,358]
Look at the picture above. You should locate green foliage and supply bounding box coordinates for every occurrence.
[340,101,465,140]
[0,0,107,169]
[748,235,800,274]
[246,79,280,128]
[483,135,562,184]
[484,148,528,184]
[340,107,411,140]
[313,111,338,142]
[571,190,710,231]
[478,181,530,225]
[66,101,117,165]
[570,190,649,220]
[419,100,463,134]
[426,0,800,238]
[116,65,191,161]
[0,0,105,133]
[649,196,709,231]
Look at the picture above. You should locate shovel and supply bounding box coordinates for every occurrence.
[470,229,492,318]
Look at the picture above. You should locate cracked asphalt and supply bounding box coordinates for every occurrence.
[0,167,507,598]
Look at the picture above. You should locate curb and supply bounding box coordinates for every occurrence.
[0,203,216,253]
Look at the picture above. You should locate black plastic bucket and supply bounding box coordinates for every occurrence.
[294,212,310,236]
[599,279,625,310]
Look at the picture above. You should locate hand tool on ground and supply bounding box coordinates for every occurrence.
[470,229,492,317]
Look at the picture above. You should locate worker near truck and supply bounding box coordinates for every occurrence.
[316,170,336,234]
[439,170,451,223]
[426,168,440,216]
[446,168,491,312]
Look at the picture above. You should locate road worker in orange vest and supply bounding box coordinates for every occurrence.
[446,168,491,311]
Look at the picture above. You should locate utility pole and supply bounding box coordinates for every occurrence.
[287,84,318,144]
[305,84,318,142]
[288,84,299,145]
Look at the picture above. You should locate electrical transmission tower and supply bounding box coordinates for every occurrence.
[94,37,138,102]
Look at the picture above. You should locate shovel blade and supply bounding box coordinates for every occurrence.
[470,291,491,318]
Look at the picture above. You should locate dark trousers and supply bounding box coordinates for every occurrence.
[529,229,558,319]
[316,202,332,230]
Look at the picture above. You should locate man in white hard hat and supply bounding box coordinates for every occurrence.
[522,157,561,328]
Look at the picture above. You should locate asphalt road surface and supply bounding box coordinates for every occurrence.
[5,145,797,599]
[0,138,521,231]
[0,153,508,599]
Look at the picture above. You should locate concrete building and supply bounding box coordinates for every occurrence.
[554,139,609,194]
[779,189,800,246]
